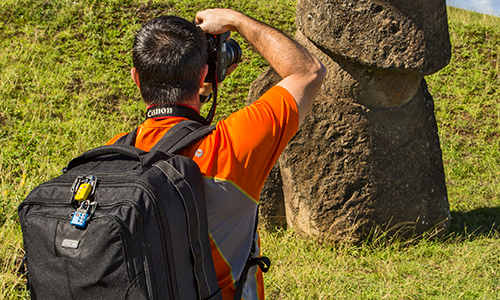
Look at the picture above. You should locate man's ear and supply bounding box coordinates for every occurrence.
[131,67,140,89]
[199,64,209,88]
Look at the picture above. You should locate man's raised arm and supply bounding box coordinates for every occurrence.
[195,9,327,125]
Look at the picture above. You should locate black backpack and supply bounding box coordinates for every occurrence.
[18,120,222,300]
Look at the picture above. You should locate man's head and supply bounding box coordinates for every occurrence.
[132,16,208,105]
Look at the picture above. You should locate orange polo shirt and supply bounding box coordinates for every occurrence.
[107,85,299,300]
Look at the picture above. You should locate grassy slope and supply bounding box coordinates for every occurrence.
[427,8,500,234]
[0,1,499,298]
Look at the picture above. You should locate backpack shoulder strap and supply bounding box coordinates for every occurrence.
[150,120,216,154]
[114,129,138,146]
[233,208,271,300]
[113,121,215,154]
[153,159,217,299]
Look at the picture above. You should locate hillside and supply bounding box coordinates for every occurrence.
[1,1,499,298]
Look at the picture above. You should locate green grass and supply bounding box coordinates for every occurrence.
[261,229,500,299]
[1,1,499,299]
[426,7,500,234]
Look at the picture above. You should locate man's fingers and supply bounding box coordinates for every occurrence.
[195,9,235,34]
[226,63,238,76]
[195,10,220,33]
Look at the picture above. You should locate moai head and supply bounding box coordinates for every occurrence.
[294,0,452,108]
[296,0,452,75]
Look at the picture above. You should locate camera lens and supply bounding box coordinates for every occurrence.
[226,39,242,66]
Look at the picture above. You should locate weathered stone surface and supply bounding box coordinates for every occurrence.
[248,28,450,242]
[258,163,287,229]
[281,80,450,242]
[278,54,451,242]
[296,0,452,75]
[249,0,451,242]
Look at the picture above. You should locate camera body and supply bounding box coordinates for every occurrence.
[206,31,242,83]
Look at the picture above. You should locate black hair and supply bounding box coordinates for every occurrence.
[132,16,207,105]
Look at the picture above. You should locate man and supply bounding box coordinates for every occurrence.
[107,8,326,300]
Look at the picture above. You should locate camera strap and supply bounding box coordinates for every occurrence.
[146,103,205,123]
[202,60,219,126]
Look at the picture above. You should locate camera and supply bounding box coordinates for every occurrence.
[206,31,242,83]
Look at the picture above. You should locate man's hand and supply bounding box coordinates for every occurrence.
[195,9,242,35]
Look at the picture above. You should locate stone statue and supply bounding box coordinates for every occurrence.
[248,0,452,243]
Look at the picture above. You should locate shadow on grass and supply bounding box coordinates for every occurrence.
[448,206,500,236]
